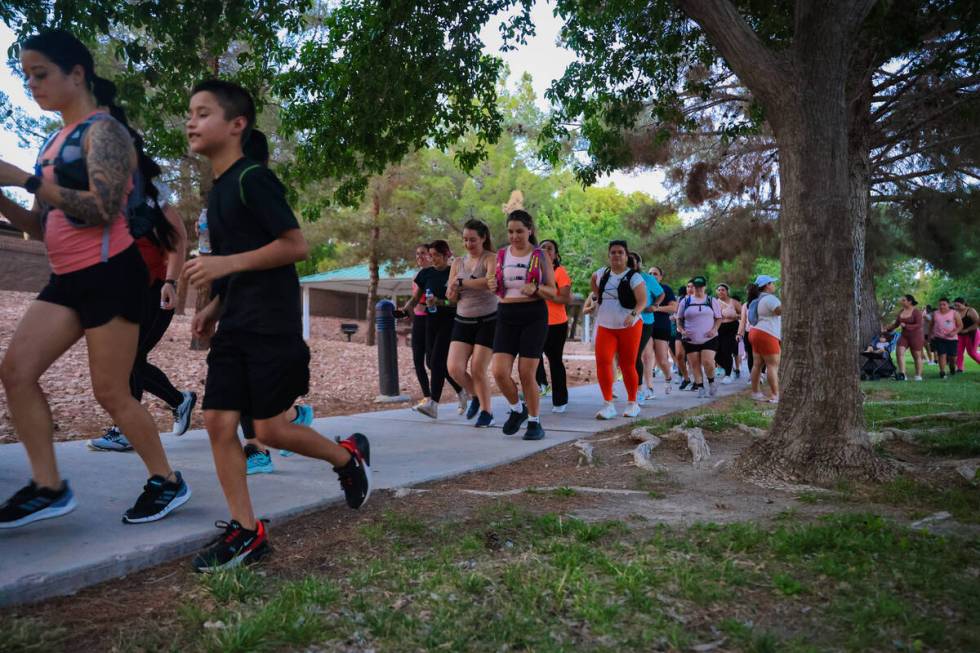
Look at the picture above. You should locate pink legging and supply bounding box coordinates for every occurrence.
[595,322,642,402]
[956,331,980,371]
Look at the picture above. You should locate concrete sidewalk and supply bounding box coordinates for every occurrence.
[0,380,745,606]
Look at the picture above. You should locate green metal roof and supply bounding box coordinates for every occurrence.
[300,262,412,284]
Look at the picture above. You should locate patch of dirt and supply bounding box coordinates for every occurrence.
[0,291,597,443]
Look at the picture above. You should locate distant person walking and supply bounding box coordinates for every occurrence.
[402,244,434,409]
[953,297,980,373]
[647,266,677,394]
[409,240,468,419]
[931,298,962,378]
[446,220,498,427]
[889,294,924,381]
[592,241,647,419]
[534,239,572,413]
[746,275,782,402]
[714,283,742,384]
[630,253,664,402]
[675,276,722,398]
[490,201,555,440]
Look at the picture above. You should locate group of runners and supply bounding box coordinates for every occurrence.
[884,295,980,380]
[1,29,973,575]
[0,31,370,571]
[402,214,786,432]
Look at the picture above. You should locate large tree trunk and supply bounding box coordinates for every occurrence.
[728,1,891,483]
[365,193,381,347]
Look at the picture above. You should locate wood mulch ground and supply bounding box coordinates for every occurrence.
[0,291,598,443]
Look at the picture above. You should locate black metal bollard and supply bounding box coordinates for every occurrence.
[375,299,407,402]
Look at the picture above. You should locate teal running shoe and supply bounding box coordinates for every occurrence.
[245,444,274,474]
[281,405,314,456]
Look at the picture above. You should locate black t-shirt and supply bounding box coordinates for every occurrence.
[208,157,302,335]
[653,283,676,330]
[414,266,454,313]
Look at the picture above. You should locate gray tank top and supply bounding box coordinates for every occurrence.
[455,254,498,318]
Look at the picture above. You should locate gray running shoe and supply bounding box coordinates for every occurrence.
[697,385,708,399]
[708,381,717,397]
[88,426,133,452]
[171,391,197,436]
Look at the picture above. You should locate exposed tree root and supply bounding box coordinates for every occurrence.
[880,411,979,426]
[734,435,897,486]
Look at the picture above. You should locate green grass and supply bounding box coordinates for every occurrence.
[17,508,969,653]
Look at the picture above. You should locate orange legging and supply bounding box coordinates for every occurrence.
[595,322,642,402]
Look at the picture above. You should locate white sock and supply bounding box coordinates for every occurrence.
[528,415,539,423]
[509,402,522,413]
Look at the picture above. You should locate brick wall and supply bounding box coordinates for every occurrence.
[0,237,49,292]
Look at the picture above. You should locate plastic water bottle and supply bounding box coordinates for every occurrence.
[425,289,437,314]
[197,208,211,254]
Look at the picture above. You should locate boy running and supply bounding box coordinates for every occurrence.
[182,80,371,571]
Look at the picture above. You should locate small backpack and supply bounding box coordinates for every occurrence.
[681,294,713,314]
[596,267,638,309]
[747,298,762,326]
[35,112,168,244]
[495,246,543,298]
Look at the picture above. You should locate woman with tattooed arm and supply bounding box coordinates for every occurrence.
[0,30,190,529]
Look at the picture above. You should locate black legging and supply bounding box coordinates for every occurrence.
[743,330,754,373]
[535,321,569,406]
[130,279,183,407]
[634,322,655,383]
[411,314,431,397]
[425,310,461,402]
[716,321,739,376]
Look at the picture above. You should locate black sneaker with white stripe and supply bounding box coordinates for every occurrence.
[192,519,270,572]
[122,471,191,523]
[0,480,77,529]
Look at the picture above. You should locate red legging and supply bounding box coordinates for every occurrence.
[595,322,642,402]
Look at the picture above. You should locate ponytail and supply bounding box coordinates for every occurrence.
[93,75,176,251]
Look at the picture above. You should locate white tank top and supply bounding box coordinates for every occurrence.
[502,248,532,299]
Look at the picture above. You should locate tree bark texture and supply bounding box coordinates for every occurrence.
[366,193,381,347]
[684,0,892,483]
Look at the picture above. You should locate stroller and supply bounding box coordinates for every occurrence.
[860,331,900,381]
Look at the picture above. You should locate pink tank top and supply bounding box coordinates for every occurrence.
[40,112,133,275]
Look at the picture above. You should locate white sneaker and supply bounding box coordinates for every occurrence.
[708,381,717,397]
[636,389,646,406]
[697,385,708,399]
[623,402,641,418]
[552,404,567,414]
[664,381,671,395]
[645,386,656,400]
[767,396,780,404]
[914,375,923,381]
[721,376,733,385]
[595,402,617,420]
[751,392,767,402]
[457,390,471,415]
[416,399,438,419]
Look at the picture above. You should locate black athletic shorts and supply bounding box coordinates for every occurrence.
[37,244,147,330]
[203,330,310,419]
[493,300,548,359]
[932,337,957,357]
[452,312,497,348]
[682,336,720,354]
[652,326,671,342]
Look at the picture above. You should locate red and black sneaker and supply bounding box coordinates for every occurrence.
[335,433,372,509]
[192,519,270,573]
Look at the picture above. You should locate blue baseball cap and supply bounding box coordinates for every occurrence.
[754,274,779,287]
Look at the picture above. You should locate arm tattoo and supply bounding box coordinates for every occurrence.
[57,120,134,226]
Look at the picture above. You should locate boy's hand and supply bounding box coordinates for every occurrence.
[183,255,234,289]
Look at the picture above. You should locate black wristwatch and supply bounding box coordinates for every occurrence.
[457,278,464,288]
[23,175,42,194]
[164,279,177,288]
